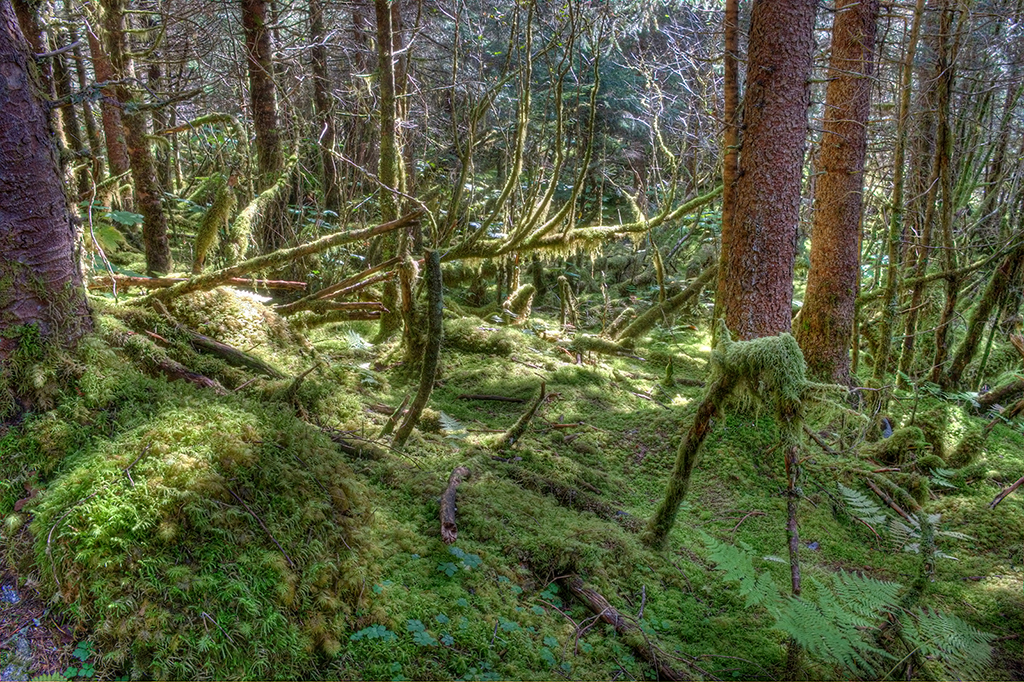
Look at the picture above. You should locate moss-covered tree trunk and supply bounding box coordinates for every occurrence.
[102,0,170,276]
[309,0,339,213]
[717,0,816,340]
[393,250,442,447]
[795,0,878,383]
[0,0,92,363]
[242,0,285,252]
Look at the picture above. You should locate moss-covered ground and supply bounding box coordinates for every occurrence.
[1,285,1023,680]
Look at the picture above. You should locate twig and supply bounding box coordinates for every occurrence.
[989,473,1024,510]
[227,489,294,567]
[730,510,765,532]
[802,425,838,455]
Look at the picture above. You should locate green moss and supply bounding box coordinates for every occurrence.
[948,425,986,468]
[862,426,929,465]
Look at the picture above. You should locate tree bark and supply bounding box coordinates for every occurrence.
[717,0,817,340]
[241,0,284,198]
[101,0,171,276]
[309,0,340,213]
[796,0,878,383]
[0,0,92,364]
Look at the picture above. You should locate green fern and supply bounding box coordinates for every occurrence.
[838,483,888,526]
[898,607,994,680]
[439,411,468,441]
[702,535,993,679]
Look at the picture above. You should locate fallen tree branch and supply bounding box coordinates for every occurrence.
[440,466,471,544]
[227,489,294,568]
[457,394,526,403]
[989,474,1024,510]
[562,576,686,681]
[138,211,422,304]
[865,478,916,525]
[149,300,286,378]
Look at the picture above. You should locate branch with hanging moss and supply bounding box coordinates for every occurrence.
[446,185,722,262]
[89,274,307,292]
[614,261,717,341]
[137,211,422,305]
[275,257,400,315]
[192,173,237,273]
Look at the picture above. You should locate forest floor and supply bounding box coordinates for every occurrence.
[1,283,1024,680]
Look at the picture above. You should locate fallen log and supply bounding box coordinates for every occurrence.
[104,328,228,395]
[275,258,400,315]
[151,301,285,379]
[495,382,546,449]
[562,576,686,681]
[457,394,526,403]
[441,467,470,544]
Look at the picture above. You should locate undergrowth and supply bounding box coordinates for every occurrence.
[1,288,1022,680]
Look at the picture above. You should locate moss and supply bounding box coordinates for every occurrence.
[915,407,949,461]
[443,318,518,356]
[861,426,929,465]
[503,284,536,325]
[192,174,237,273]
[947,425,986,468]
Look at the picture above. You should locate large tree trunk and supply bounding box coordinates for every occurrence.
[101,0,171,276]
[0,0,92,362]
[717,0,817,340]
[795,0,878,383]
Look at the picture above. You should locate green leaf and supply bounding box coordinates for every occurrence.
[107,210,144,226]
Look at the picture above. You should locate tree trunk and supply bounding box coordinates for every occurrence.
[241,0,284,198]
[0,0,92,364]
[85,20,130,208]
[796,0,878,383]
[714,0,740,330]
[717,0,817,340]
[66,0,103,186]
[871,0,927,391]
[101,0,171,276]
[309,0,339,213]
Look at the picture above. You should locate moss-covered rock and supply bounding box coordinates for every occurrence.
[862,426,929,465]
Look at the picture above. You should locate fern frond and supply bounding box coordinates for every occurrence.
[838,483,888,526]
[776,596,892,676]
[829,571,901,624]
[439,412,468,440]
[899,608,994,680]
[703,534,777,608]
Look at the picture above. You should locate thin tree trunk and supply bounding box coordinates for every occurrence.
[241,0,284,194]
[85,18,130,208]
[871,0,927,391]
[66,0,103,186]
[102,0,170,275]
[309,0,339,213]
[796,0,878,383]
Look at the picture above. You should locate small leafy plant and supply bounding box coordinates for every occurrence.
[63,641,96,680]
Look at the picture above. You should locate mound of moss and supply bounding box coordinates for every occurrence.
[166,287,301,354]
[1,329,372,680]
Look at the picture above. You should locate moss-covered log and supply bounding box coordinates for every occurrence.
[495,381,546,449]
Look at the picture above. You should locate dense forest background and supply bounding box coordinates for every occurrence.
[2,0,1024,679]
